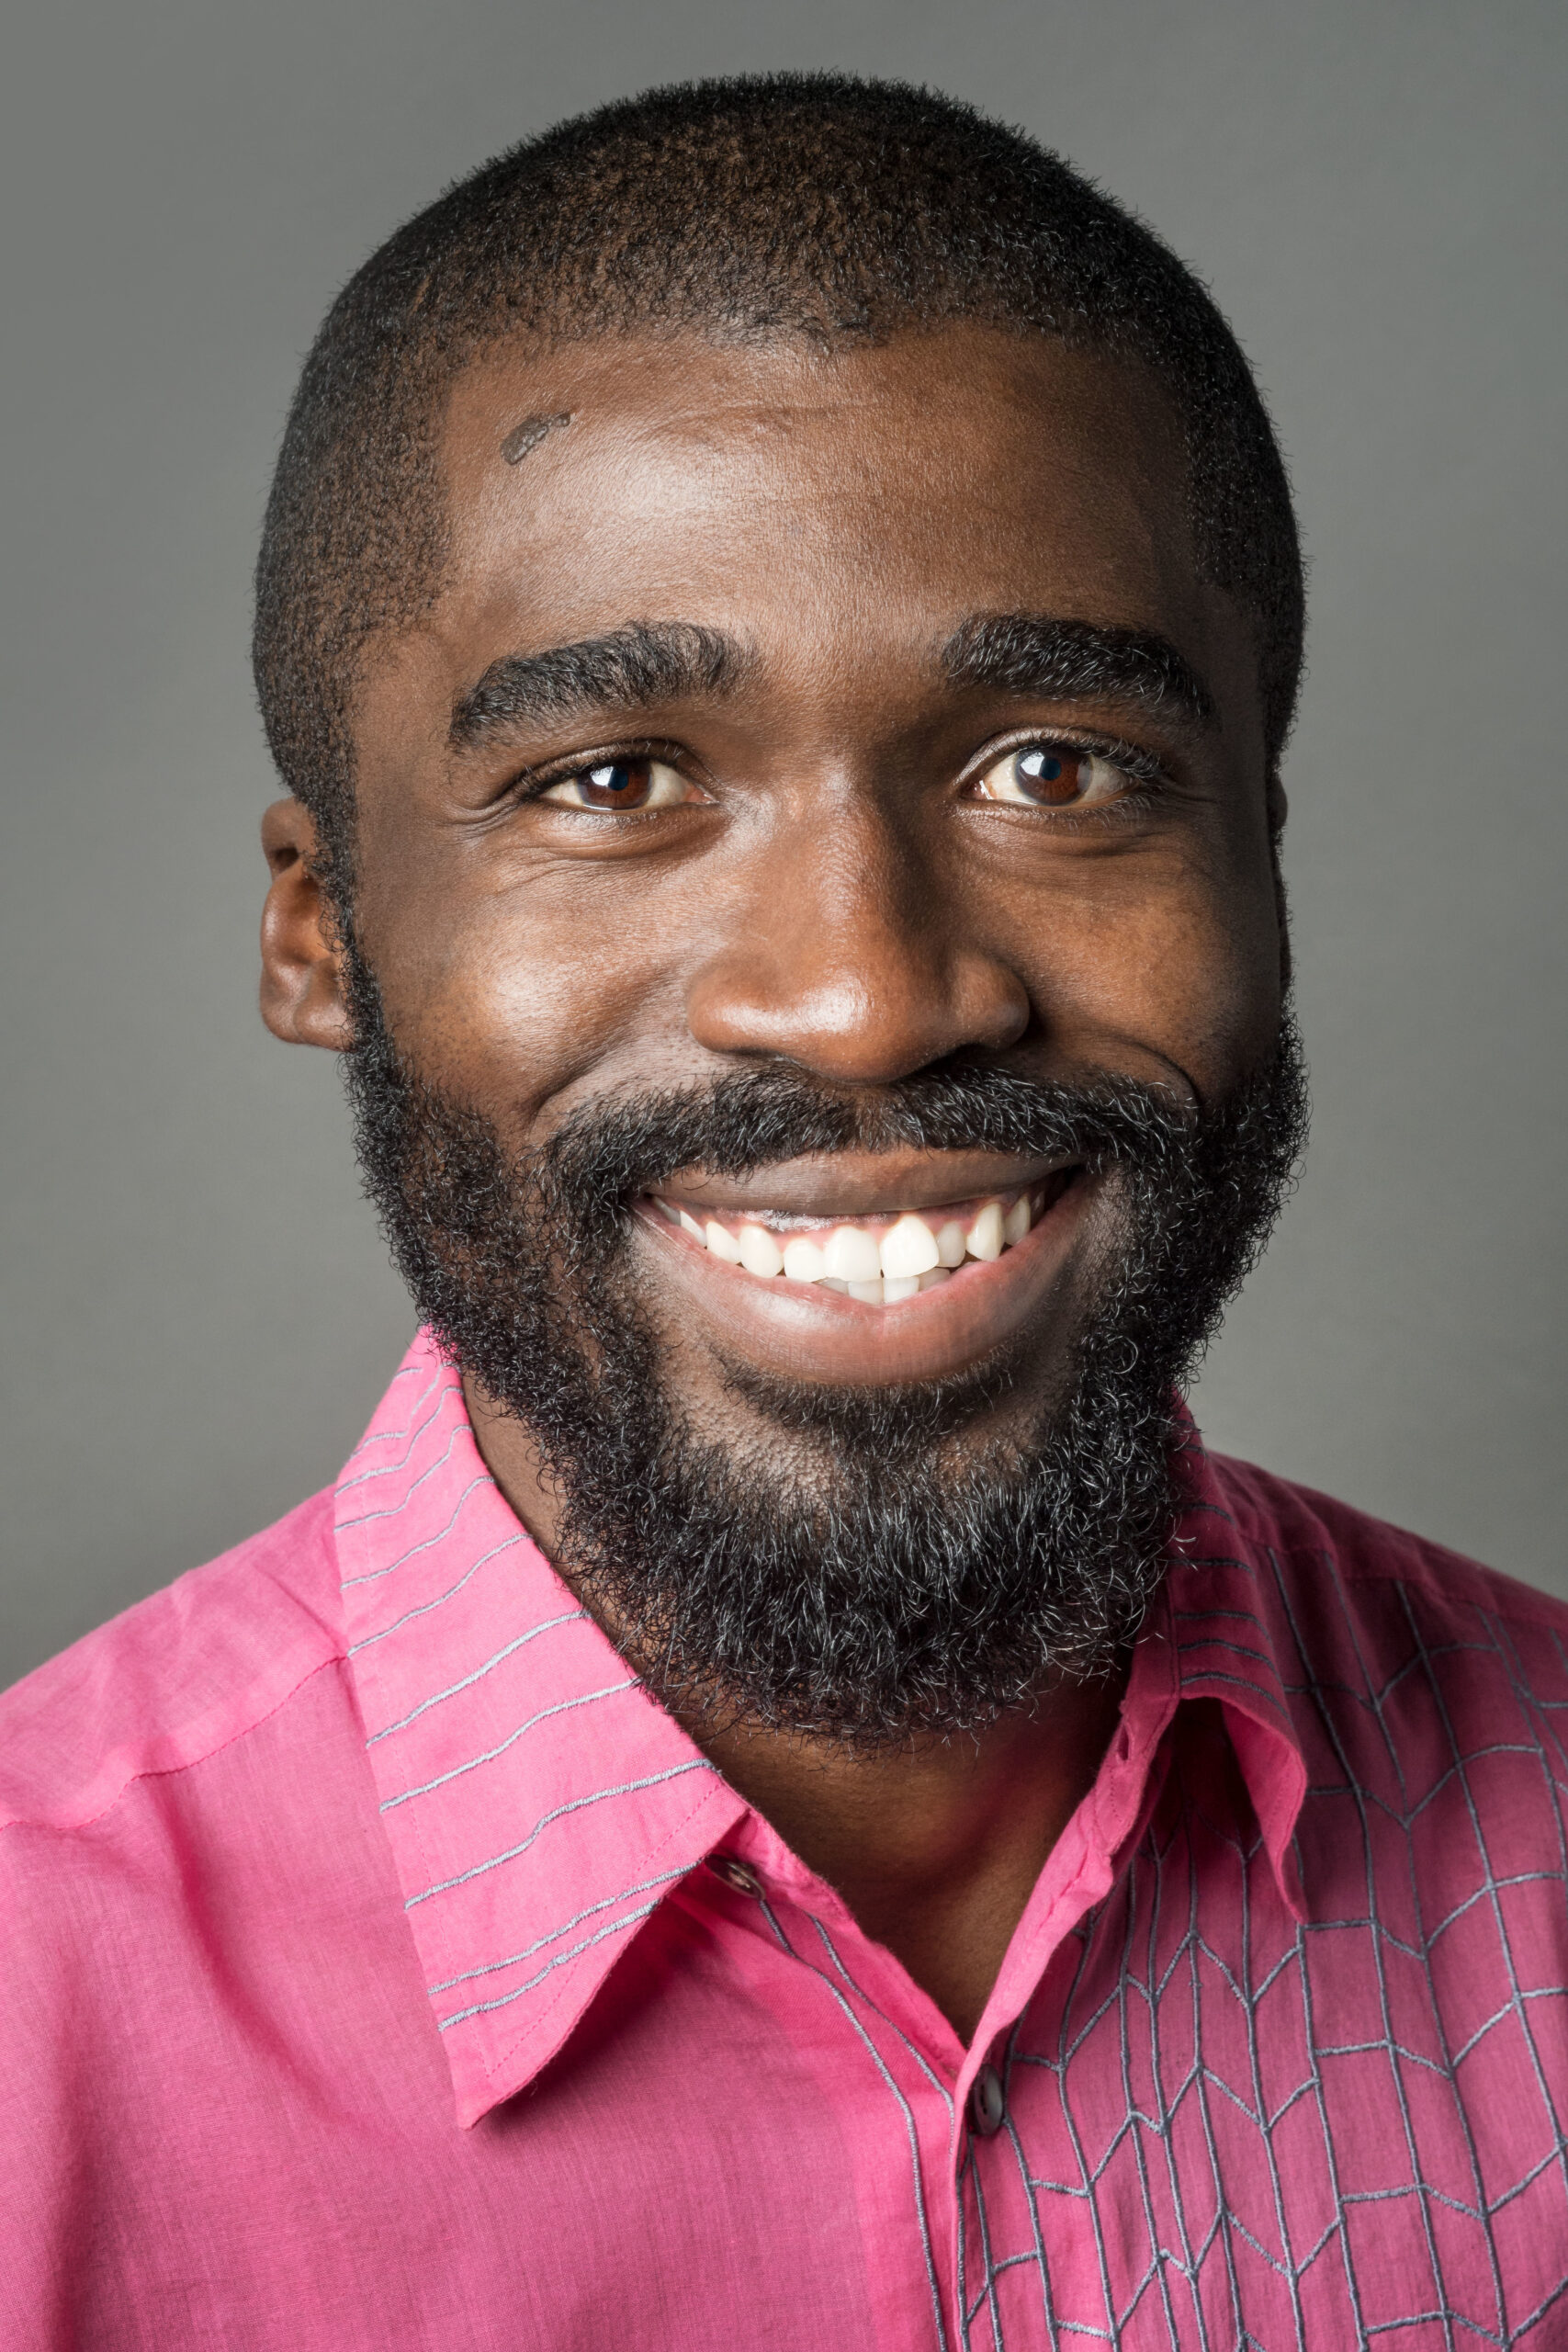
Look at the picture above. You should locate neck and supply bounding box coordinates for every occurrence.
[466,1376,1126,2047]
[693,1685,1123,2044]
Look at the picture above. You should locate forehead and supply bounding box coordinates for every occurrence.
[426,326,1215,679]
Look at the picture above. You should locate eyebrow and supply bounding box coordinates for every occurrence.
[941,613,1215,726]
[450,607,1215,752]
[450,622,747,748]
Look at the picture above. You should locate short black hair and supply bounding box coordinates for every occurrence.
[253,73,1303,906]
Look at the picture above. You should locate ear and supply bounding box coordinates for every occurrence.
[1264,770,1293,995]
[1266,771,1289,842]
[259,799,355,1049]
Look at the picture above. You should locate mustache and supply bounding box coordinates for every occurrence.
[527,1061,1205,1216]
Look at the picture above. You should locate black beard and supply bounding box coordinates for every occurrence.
[343,959,1307,1746]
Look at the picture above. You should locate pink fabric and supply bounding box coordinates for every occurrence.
[5,1330,1568,2348]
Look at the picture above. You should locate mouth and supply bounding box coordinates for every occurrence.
[648,1169,1071,1303]
[632,1158,1099,1385]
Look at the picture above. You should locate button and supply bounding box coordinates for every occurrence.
[968,2064,1006,2139]
[708,1855,763,1897]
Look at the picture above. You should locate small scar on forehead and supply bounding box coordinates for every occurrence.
[500,412,573,464]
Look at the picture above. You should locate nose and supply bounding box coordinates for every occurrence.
[683,797,1031,1084]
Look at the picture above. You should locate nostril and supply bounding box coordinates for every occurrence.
[685,944,1030,1086]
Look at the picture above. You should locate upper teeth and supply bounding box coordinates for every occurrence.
[653,1185,1049,1305]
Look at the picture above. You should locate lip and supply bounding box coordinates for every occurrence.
[650,1146,1061,1221]
[632,1165,1100,1385]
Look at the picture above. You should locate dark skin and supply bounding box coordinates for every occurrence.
[261,325,1286,2047]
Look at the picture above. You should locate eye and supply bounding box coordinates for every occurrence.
[537,756,698,812]
[972,741,1132,810]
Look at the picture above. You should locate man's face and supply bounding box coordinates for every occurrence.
[271,322,1298,1735]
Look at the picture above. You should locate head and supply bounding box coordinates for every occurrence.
[256,74,1307,1744]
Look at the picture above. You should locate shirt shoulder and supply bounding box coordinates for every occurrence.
[1203,1446,1568,1632]
[0,1487,347,1835]
[1195,1444,1568,1772]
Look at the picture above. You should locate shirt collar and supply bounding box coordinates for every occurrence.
[1141,1412,1308,1915]
[337,1340,1307,2127]
[336,1334,745,2128]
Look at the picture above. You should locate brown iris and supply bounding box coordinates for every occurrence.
[575,758,656,808]
[1012,747,1091,804]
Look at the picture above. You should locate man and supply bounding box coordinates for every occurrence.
[4,72,1564,2349]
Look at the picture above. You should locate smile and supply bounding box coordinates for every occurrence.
[649,1173,1069,1306]
[633,1161,1099,1385]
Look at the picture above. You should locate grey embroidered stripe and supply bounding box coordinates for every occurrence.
[808,1915,953,2114]
[341,1359,431,1459]
[341,1472,494,1581]
[346,1533,526,1654]
[964,2143,1005,2344]
[1169,1624,1279,1668]
[1179,1664,1296,1721]
[438,1898,666,2029]
[757,1895,950,2352]
[999,2109,1056,2335]
[379,1681,637,1811]
[337,1426,472,1530]
[1426,1870,1559,1947]
[430,1862,697,1996]
[335,1374,446,1491]
[365,1610,585,1746]
[1177,1549,1266,1578]
[404,1758,717,1908]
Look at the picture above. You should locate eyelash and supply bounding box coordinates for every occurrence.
[510,729,1172,812]
[971,729,1170,820]
[512,741,671,807]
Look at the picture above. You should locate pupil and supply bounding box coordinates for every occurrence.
[1015,747,1081,802]
[588,760,646,801]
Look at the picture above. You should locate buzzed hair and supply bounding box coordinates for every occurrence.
[253,72,1303,906]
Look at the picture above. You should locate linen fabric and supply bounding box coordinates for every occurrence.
[4,1331,1567,2348]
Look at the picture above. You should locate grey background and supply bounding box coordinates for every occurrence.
[3,0,1563,1686]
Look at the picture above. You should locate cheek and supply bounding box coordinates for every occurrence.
[1016,852,1281,1091]
[362,863,690,1136]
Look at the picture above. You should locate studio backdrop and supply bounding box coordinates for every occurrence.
[2,0,1563,1682]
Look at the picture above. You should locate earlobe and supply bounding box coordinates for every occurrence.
[259,798,355,1050]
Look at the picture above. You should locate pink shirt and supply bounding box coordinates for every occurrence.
[5,1331,1567,2348]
